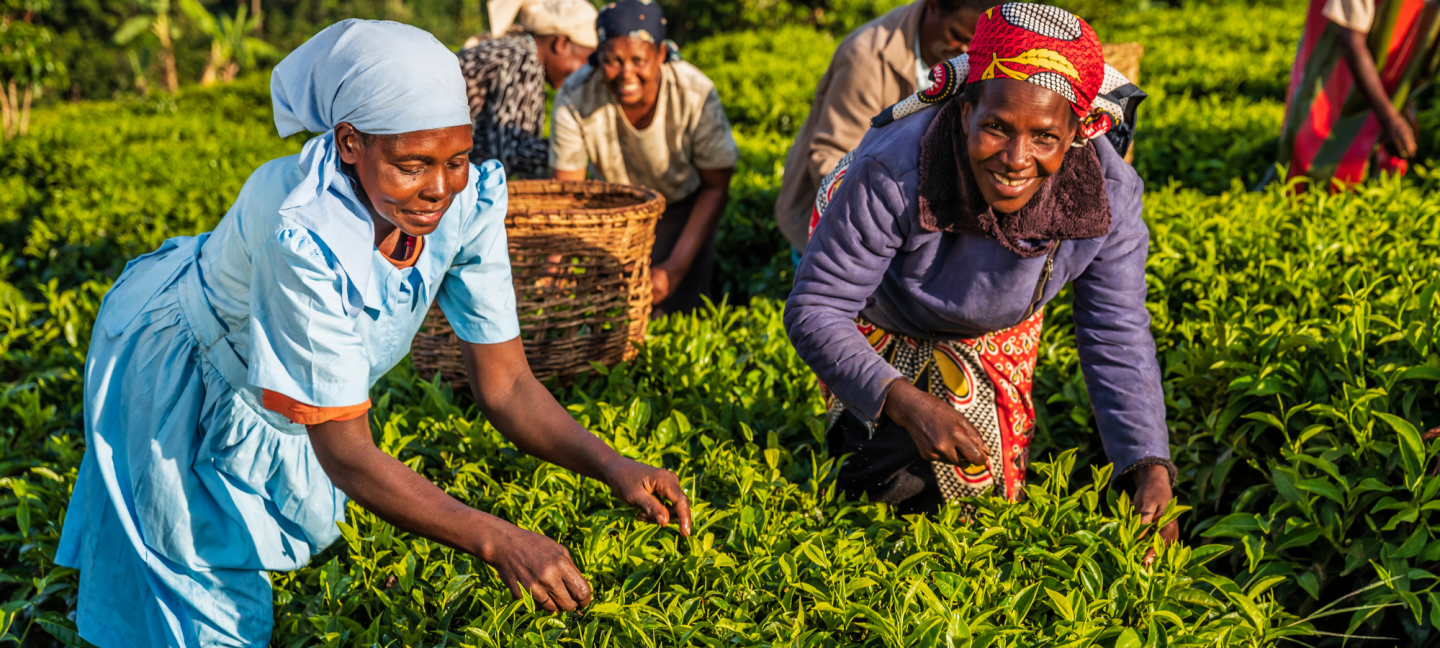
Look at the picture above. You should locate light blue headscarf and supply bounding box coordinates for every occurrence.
[269,19,471,317]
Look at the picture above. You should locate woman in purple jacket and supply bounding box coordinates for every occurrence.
[786,4,1176,544]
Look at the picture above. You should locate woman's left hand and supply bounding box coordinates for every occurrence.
[1131,464,1179,566]
[602,456,693,536]
[651,260,682,305]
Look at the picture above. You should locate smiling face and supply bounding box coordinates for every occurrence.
[335,123,473,238]
[959,79,1080,214]
[598,35,664,109]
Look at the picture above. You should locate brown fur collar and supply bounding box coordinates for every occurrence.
[916,98,1112,258]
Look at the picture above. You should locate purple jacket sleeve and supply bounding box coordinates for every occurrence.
[1071,169,1174,482]
[784,156,908,425]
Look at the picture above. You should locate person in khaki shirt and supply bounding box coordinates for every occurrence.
[551,0,739,316]
[775,0,1002,253]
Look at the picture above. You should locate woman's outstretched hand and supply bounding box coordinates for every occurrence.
[481,523,592,612]
[1131,463,1180,566]
[883,380,992,467]
[462,335,696,534]
[307,414,595,612]
[602,456,693,536]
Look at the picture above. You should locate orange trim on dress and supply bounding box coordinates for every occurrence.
[260,234,415,426]
[384,233,424,269]
[262,390,371,426]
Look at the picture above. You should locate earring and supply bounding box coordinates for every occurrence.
[1070,138,1088,148]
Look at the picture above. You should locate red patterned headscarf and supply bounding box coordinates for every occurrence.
[967,4,1113,139]
[870,4,1141,145]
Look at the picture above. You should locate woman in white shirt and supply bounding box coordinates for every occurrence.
[550,0,740,316]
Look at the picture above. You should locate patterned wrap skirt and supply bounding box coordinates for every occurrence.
[825,311,1044,504]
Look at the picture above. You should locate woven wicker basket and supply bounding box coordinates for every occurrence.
[1101,42,1144,164]
[412,179,664,389]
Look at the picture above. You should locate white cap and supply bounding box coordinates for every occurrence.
[488,0,600,48]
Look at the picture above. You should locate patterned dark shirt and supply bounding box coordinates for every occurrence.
[458,35,548,178]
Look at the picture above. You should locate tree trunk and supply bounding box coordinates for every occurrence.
[0,80,13,139]
[19,85,33,137]
[129,51,151,95]
[221,62,240,84]
[162,48,179,94]
[250,0,262,35]
[156,17,179,94]
[3,81,18,138]
[200,43,221,86]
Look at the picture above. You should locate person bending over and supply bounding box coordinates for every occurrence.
[550,0,738,316]
[786,5,1176,546]
[1277,0,1439,186]
[458,0,597,178]
[58,20,689,647]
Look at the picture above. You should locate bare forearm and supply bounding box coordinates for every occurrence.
[462,338,624,481]
[475,372,621,480]
[309,417,509,558]
[1340,27,1400,117]
[665,184,728,275]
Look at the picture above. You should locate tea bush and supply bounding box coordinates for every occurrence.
[2,1,1440,646]
[1032,174,1440,644]
[0,296,1303,646]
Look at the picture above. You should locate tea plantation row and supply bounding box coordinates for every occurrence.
[2,2,1439,645]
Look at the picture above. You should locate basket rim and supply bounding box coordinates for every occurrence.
[506,179,665,219]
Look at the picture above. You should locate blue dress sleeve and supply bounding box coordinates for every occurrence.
[246,226,373,408]
[438,160,522,345]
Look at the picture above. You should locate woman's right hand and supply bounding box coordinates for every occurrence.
[1382,108,1418,159]
[882,380,992,467]
[479,522,593,613]
[307,415,595,614]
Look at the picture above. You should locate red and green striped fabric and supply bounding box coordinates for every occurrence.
[1278,0,1440,187]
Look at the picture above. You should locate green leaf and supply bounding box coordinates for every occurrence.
[1242,534,1266,573]
[1045,587,1075,621]
[1375,412,1425,489]
[37,612,84,647]
[1010,582,1041,625]
[1114,627,1142,648]
[1246,575,1287,598]
[1225,590,1267,632]
[1297,478,1345,505]
[1392,527,1430,559]
[1399,365,1440,381]
[1297,570,1321,600]
[1399,589,1424,625]
[1271,466,1305,504]
[1188,544,1231,565]
[1422,539,1440,563]
[1242,412,1285,431]
[113,15,155,45]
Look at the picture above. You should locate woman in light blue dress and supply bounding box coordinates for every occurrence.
[56,20,692,647]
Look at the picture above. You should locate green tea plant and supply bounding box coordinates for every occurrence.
[1,2,1438,645]
[1093,3,1303,102]
[1033,174,1440,644]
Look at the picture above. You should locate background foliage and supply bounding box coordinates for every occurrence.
[1,0,1438,646]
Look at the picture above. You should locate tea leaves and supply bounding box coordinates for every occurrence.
[1,1,1439,645]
